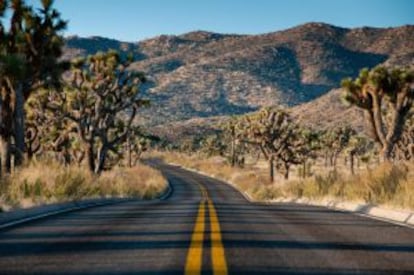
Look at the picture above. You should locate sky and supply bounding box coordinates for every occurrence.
[26,0,414,42]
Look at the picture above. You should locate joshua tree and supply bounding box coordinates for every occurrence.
[200,133,226,158]
[124,127,160,167]
[241,108,294,182]
[342,66,414,162]
[268,126,320,180]
[320,126,354,168]
[221,118,247,167]
[345,135,374,174]
[275,132,303,180]
[0,0,67,173]
[179,135,203,154]
[294,128,321,178]
[26,88,78,165]
[40,51,148,173]
[320,130,335,167]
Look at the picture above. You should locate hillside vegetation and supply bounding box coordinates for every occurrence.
[65,24,414,126]
[151,89,366,143]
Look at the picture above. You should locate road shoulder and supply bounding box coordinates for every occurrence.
[174,163,414,229]
[0,180,172,230]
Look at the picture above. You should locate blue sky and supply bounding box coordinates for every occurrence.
[28,0,414,42]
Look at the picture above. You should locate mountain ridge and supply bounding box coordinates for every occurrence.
[63,23,414,130]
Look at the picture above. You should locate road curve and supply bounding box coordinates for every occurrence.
[0,163,414,274]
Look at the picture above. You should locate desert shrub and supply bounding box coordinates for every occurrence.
[0,161,168,210]
[315,170,340,195]
[364,163,409,204]
[54,171,90,199]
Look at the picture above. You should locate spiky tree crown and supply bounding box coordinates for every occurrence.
[0,0,68,96]
[342,66,414,109]
[342,66,414,160]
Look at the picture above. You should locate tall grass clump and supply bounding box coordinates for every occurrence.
[0,160,167,211]
[284,162,414,210]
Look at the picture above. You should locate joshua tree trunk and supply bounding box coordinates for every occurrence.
[256,151,261,162]
[0,91,14,175]
[0,136,11,175]
[230,137,236,167]
[350,152,355,175]
[269,155,275,183]
[367,94,408,163]
[128,148,132,168]
[284,163,290,180]
[302,161,307,178]
[126,136,132,168]
[86,142,95,173]
[329,154,334,167]
[63,148,71,166]
[96,146,108,174]
[14,85,25,166]
[333,152,339,168]
[27,147,34,161]
[381,141,393,162]
[72,150,84,166]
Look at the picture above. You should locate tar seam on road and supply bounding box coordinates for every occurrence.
[185,183,228,275]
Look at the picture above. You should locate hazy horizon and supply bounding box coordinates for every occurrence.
[26,0,414,42]
[64,21,414,42]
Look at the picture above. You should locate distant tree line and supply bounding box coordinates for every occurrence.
[173,66,413,183]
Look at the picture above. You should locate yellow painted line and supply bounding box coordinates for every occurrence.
[185,181,228,275]
[185,202,205,275]
[208,199,228,275]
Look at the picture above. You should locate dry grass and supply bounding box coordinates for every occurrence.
[149,151,414,211]
[0,160,167,211]
[285,163,414,210]
[148,151,275,199]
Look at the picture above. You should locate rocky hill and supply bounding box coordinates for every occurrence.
[151,88,366,143]
[64,23,414,128]
[290,89,365,132]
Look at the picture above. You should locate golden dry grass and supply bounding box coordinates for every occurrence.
[148,151,275,198]
[290,162,414,210]
[150,151,414,211]
[0,160,167,211]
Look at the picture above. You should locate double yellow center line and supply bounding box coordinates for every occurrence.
[185,184,228,275]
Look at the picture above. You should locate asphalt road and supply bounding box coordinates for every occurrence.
[0,163,414,274]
